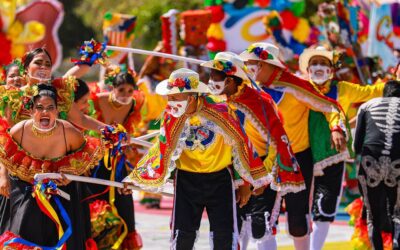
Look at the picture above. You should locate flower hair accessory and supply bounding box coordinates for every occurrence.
[71,39,108,66]
[247,45,274,60]
[104,65,137,86]
[166,76,199,92]
[213,60,237,75]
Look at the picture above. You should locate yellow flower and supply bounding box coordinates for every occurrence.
[213,61,224,71]
[188,76,199,89]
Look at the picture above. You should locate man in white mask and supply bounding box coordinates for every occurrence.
[240,42,347,250]
[202,52,305,250]
[299,46,385,250]
[126,68,271,250]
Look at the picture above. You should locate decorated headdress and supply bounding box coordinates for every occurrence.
[155,68,208,95]
[104,64,137,86]
[240,42,286,69]
[201,51,249,80]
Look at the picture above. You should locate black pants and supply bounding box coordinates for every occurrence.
[312,162,345,222]
[172,168,236,250]
[284,148,314,237]
[237,185,277,239]
[360,181,398,250]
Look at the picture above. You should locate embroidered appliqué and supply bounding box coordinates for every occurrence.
[185,126,216,151]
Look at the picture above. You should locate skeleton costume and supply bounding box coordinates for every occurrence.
[354,96,400,250]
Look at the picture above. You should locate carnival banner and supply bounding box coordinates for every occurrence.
[222,4,273,53]
[367,3,398,69]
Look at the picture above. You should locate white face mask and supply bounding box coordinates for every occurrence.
[167,100,188,118]
[309,65,332,85]
[208,80,226,95]
[246,65,259,80]
[111,92,132,105]
[29,69,52,83]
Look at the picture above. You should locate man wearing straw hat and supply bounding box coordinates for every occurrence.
[298,45,384,250]
[201,51,305,250]
[124,68,271,249]
[240,42,347,250]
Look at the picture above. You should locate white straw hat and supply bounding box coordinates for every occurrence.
[299,46,333,73]
[156,68,209,95]
[240,42,286,69]
[201,52,249,80]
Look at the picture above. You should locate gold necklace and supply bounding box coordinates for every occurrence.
[31,121,58,138]
[108,93,124,110]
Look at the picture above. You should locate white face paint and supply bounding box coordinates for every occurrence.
[308,65,332,85]
[208,80,226,95]
[246,65,259,80]
[28,69,52,83]
[167,100,188,118]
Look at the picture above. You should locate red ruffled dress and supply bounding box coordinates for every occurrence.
[0,119,104,249]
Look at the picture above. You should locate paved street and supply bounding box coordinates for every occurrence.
[133,193,354,250]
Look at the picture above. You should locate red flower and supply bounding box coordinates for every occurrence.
[260,50,269,60]
[170,78,186,88]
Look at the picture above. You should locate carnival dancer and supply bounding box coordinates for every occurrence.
[354,80,400,250]
[87,70,144,250]
[0,59,26,234]
[298,46,385,250]
[240,42,346,250]
[201,51,305,250]
[0,47,107,132]
[0,84,103,249]
[124,68,271,249]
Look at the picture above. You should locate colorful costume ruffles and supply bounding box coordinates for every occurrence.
[270,70,344,114]
[0,120,104,183]
[124,96,270,192]
[0,119,104,249]
[0,76,76,125]
[309,79,383,175]
[229,84,305,194]
[267,71,350,175]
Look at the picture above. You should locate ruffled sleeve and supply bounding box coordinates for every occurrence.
[0,120,104,183]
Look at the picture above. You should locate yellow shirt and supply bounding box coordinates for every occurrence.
[177,116,232,173]
[277,92,340,154]
[138,77,168,121]
[244,120,276,173]
[336,81,384,118]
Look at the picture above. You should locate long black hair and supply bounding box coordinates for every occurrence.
[74,79,90,102]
